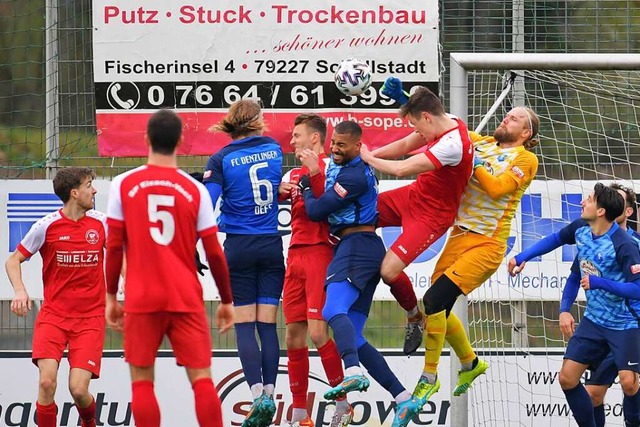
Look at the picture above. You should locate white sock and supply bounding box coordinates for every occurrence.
[395,390,413,403]
[250,383,264,399]
[335,398,351,411]
[345,366,363,377]
[421,372,437,384]
[264,383,275,396]
[291,408,307,423]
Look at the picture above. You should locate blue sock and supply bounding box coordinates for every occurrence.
[256,321,279,386]
[563,383,596,427]
[624,390,640,426]
[328,314,360,369]
[358,341,405,397]
[235,322,262,387]
[593,404,605,427]
[323,281,361,370]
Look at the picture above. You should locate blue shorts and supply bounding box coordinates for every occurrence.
[224,234,285,306]
[585,353,617,386]
[565,317,640,375]
[326,232,386,315]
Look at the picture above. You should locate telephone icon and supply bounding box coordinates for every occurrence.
[106,82,140,110]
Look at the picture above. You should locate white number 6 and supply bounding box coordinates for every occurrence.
[148,194,175,245]
[249,162,274,206]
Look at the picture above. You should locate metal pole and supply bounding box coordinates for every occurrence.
[511,0,529,349]
[449,57,468,427]
[45,0,60,179]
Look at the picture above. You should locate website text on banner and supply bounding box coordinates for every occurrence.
[1,179,616,301]
[0,352,625,427]
[92,1,439,156]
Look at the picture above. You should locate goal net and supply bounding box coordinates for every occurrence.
[450,53,640,427]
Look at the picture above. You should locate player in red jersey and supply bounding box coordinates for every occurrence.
[277,114,352,427]
[360,86,474,360]
[5,167,106,427]
[104,109,234,427]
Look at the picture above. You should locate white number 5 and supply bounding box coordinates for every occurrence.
[148,195,175,245]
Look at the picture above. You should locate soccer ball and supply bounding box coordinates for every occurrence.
[334,58,373,96]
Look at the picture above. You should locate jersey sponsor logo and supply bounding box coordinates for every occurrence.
[631,264,640,274]
[56,251,100,266]
[333,182,348,198]
[85,229,101,245]
[511,166,525,179]
[59,235,71,240]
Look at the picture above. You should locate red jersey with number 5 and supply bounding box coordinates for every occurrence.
[107,165,217,313]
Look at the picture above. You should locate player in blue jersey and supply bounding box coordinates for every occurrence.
[509,183,640,427]
[299,120,422,427]
[203,99,284,427]
[511,183,640,427]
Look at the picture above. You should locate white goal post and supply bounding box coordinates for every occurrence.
[448,53,640,427]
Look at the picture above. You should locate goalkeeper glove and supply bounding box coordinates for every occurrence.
[382,76,410,105]
[195,250,209,276]
[297,175,311,192]
[473,156,485,170]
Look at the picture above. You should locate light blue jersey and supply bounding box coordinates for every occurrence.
[203,136,282,234]
[560,221,640,330]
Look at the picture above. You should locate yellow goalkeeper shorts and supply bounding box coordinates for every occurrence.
[431,225,506,295]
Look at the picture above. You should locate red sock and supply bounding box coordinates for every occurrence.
[131,381,160,427]
[77,397,96,427]
[317,339,343,387]
[387,272,417,312]
[287,347,309,409]
[36,402,57,427]
[192,377,223,427]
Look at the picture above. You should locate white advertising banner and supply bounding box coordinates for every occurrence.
[0,350,626,427]
[0,179,631,301]
[91,0,440,156]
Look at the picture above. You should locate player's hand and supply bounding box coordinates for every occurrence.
[360,143,374,163]
[195,250,209,276]
[297,174,311,192]
[508,257,526,276]
[279,181,295,197]
[11,288,32,317]
[216,303,234,334]
[559,312,575,339]
[298,149,320,175]
[473,156,485,170]
[580,275,591,290]
[105,295,124,332]
[381,76,409,105]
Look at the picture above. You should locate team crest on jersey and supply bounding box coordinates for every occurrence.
[631,264,640,274]
[85,229,100,245]
[334,182,348,198]
[579,259,601,277]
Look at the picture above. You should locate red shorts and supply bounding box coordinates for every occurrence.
[32,310,105,379]
[283,244,333,323]
[124,311,212,369]
[378,186,454,266]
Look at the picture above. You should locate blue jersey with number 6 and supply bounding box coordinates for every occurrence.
[203,135,282,234]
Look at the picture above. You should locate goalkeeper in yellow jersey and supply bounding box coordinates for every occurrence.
[382,75,541,420]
